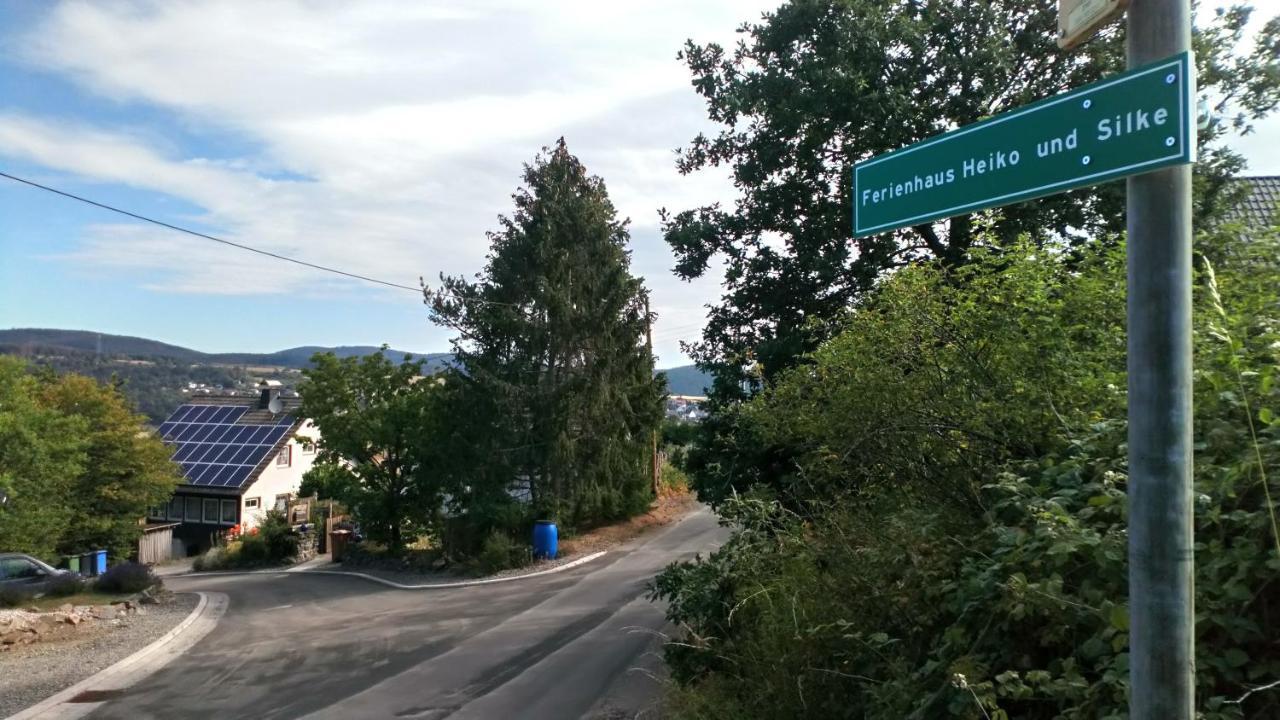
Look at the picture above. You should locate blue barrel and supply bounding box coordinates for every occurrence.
[532,521,558,560]
[93,550,107,575]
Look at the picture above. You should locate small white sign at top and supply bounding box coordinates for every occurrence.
[1058,0,1130,49]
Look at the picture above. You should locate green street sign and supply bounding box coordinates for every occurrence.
[852,51,1194,237]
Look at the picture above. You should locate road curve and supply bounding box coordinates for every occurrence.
[85,506,725,720]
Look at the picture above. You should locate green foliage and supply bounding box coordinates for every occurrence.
[299,462,361,504]
[654,226,1280,719]
[0,358,178,562]
[95,562,159,594]
[258,510,301,562]
[428,139,663,529]
[660,459,691,495]
[0,357,86,560]
[442,494,533,560]
[194,511,300,570]
[40,373,182,559]
[667,0,1280,501]
[299,349,455,551]
[475,530,531,575]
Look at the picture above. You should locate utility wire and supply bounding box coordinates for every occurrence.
[1,170,652,314]
[0,169,423,293]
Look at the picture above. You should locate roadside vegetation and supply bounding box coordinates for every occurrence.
[649,1,1280,718]
[0,561,162,609]
[192,511,301,571]
[299,140,666,567]
[653,228,1280,718]
[0,358,180,564]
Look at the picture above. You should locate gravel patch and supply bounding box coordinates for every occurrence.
[0,592,199,718]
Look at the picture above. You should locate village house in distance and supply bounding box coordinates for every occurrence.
[146,380,319,555]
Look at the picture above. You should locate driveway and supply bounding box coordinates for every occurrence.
[85,506,725,720]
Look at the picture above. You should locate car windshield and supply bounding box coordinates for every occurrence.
[0,557,41,579]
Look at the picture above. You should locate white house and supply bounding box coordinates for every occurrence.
[147,380,320,553]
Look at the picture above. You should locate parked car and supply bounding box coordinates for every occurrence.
[0,553,68,596]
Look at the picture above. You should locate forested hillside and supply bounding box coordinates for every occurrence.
[0,328,709,423]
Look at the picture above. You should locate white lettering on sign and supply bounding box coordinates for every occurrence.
[1097,106,1168,141]
[860,169,957,207]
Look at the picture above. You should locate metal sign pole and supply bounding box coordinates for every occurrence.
[1126,1,1194,718]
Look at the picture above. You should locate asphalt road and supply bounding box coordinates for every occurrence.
[86,507,725,720]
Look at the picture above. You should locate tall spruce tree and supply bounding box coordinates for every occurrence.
[428,139,663,525]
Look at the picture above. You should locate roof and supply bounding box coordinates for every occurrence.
[158,396,304,491]
[1226,175,1280,228]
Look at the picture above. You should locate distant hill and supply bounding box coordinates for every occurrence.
[0,328,447,370]
[0,327,711,402]
[662,364,712,396]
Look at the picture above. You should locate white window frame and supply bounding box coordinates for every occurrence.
[168,496,183,521]
[301,441,316,455]
[244,497,261,510]
[277,445,292,467]
[203,498,220,524]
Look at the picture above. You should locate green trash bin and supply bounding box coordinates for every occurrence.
[67,556,81,574]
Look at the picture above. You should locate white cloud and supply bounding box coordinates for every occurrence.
[2,0,779,361]
[19,2,1269,364]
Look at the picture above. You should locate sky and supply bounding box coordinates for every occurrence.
[1,2,1277,367]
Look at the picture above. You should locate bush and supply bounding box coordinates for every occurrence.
[258,510,300,562]
[0,586,34,609]
[44,573,87,597]
[660,459,690,495]
[443,495,533,559]
[95,561,159,594]
[655,230,1280,719]
[192,547,227,572]
[476,530,530,575]
[195,511,301,570]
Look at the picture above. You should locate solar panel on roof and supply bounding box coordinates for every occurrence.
[158,403,294,489]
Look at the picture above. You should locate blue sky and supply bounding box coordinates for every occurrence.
[2,2,1277,366]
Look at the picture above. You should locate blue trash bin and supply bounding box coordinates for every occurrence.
[93,550,107,575]
[532,521,558,560]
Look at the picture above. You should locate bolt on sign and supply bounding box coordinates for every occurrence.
[852,51,1194,238]
[1058,0,1129,49]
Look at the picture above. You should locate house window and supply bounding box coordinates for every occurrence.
[185,497,202,522]
[147,505,165,520]
[277,445,291,467]
[220,499,238,525]
[301,441,316,455]
[168,496,183,521]
[245,497,260,510]
[203,498,220,524]
[274,494,290,513]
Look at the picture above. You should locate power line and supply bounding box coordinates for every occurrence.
[0,170,423,293]
[1,170,644,313]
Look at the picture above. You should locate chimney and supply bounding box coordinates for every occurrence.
[258,379,283,409]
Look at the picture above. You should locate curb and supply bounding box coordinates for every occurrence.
[7,591,228,720]
[174,550,608,589]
